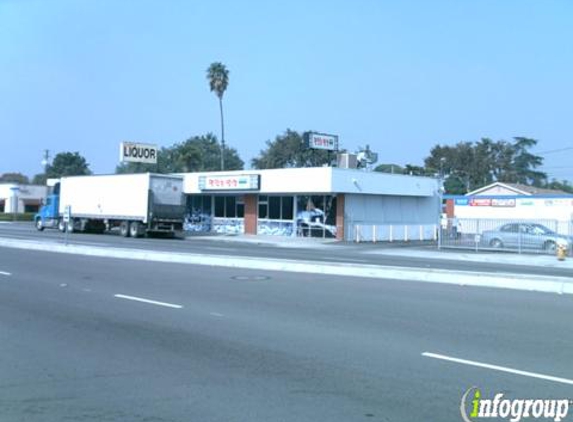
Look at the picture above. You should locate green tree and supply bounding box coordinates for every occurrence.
[424,137,547,193]
[374,163,404,174]
[172,134,243,172]
[32,174,47,185]
[46,152,91,178]
[0,172,29,184]
[207,62,230,171]
[403,164,431,176]
[544,179,573,194]
[504,137,546,185]
[252,129,333,169]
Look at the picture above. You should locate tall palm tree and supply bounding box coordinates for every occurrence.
[206,62,230,171]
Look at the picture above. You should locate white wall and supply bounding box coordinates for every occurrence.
[0,184,48,213]
[182,168,332,194]
[344,194,439,241]
[332,168,438,197]
[454,197,573,222]
[182,167,439,197]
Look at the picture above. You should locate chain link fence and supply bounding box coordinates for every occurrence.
[439,218,573,255]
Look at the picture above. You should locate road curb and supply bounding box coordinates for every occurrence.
[2,237,573,295]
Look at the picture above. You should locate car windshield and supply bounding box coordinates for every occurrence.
[529,224,555,235]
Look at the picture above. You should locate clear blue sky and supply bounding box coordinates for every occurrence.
[1,0,572,181]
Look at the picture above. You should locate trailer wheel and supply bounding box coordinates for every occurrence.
[119,221,130,237]
[35,218,44,231]
[66,219,75,233]
[129,221,143,238]
[58,219,66,232]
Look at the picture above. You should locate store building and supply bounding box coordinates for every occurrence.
[443,182,573,234]
[0,184,48,214]
[181,167,440,241]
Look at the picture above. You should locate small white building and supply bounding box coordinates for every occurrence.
[444,182,573,234]
[180,167,441,241]
[0,184,48,214]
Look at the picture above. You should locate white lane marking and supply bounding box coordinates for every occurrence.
[0,271,11,276]
[114,294,183,309]
[422,352,573,386]
[210,312,224,317]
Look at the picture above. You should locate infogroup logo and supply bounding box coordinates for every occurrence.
[460,387,571,422]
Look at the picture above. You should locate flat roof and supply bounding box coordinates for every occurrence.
[180,167,438,197]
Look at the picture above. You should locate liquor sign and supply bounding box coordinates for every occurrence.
[199,174,260,191]
[119,142,158,164]
[305,132,339,151]
[469,198,492,206]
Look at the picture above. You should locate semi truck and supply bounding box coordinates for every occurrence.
[34,173,186,238]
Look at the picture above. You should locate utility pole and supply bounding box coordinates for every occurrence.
[41,149,50,174]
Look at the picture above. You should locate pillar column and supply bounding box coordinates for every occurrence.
[336,193,345,241]
[244,194,258,235]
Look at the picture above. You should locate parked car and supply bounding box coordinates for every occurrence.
[481,223,570,252]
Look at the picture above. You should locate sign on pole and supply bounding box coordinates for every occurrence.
[119,142,158,164]
[63,205,72,223]
[304,132,339,151]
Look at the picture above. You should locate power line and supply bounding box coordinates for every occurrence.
[535,146,573,155]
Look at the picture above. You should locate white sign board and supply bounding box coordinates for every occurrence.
[199,174,260,191]
[119,142,158,164]
[306,132,339,151]
[63,205,72,223]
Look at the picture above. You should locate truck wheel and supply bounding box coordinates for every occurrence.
[58,219,67,232]
[119,221,130,237]
[66,219,75,233]
[35,219,45,231]
[129,221,143,238]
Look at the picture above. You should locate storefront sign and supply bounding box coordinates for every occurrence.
[119,142,158,164]
[455,198,469,206]
[305,132,339,151]
[199,174,260,191]
[518,199,534,206]
[469,198,492,206]
[491,198,516,207]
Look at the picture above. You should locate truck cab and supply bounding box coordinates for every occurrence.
[34,182,61,231]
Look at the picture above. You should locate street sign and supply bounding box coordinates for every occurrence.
[63,205,72,223]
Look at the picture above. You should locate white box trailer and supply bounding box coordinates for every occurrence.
[37,173,185,237]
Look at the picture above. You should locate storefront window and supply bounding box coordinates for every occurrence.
[213,196,244,218]
[257,195,295,236]
[296,195,337,238]
[185,195,212,232]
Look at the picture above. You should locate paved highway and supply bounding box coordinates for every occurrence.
[1,247,572,421]
[1,222,573,278]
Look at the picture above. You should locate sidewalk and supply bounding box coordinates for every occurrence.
[1,234,572,295]
[186,233,573,269]
[363,247,573,269]
[185,233,340,249]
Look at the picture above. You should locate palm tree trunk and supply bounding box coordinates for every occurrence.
[219,97,225,171]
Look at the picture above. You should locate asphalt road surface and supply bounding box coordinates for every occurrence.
[2,222,573,278]
[1,247,572,421]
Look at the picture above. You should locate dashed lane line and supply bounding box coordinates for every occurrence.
[114,294,183,309]
[422,352,573,386]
